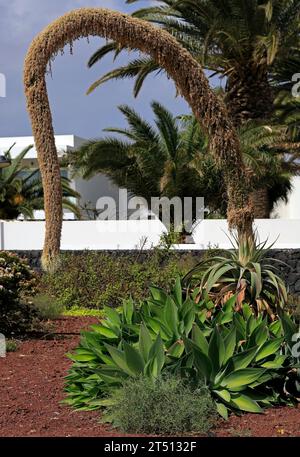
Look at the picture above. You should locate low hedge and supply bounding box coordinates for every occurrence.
[38,250,198,309]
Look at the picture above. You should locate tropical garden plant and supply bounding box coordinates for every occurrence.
[0,145,81,220]
[183,235,288,319]
[64,277,299,420]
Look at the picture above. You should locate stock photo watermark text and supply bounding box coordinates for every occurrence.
[0,73,6,98]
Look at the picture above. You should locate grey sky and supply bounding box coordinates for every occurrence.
[0,0,219,140]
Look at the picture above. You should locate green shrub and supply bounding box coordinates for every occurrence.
[64,279,299,417]
[31,294,64,320]
[39,250,190,309]
[0,251,40,336]
[6,339,19,352]
[102,375,217,435]
[0,251,36,302]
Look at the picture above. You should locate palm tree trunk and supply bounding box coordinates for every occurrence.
[224,65,274,222]
[225,66,274,128]
[250,187,270,219]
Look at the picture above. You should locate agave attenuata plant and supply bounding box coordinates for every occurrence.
[183,235,288,320]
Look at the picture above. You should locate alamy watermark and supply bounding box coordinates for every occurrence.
[0,73,6,98]
[95,189,205,233]
[292,331,300,359]
[0,333,6,357]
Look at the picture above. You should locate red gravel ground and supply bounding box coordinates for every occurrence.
[0,316,299,437]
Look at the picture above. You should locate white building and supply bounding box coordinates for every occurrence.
[0,134,121,220]
[272,176,300,219]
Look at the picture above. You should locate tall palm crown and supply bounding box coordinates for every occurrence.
[0,146,81,220]
[88,0,300,126]
[69,101,226,221]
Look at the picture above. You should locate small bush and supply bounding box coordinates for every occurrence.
[0,251,40,336]
[103,375,217,435]
[6,340,18,352]
[0,251,36,302]
[31,294,64,320]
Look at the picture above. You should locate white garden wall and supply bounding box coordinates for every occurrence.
[1,219,300,251]
[0,220,167,250]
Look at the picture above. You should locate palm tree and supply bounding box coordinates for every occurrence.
[69,102,225,228]
[88,0,300,128]
[0,145,81,220]
[70,103,298,222]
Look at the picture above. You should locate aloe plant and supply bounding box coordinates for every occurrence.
[184,236,288,319]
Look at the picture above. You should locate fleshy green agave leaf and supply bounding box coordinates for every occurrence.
[98,371,127,386]
[123,298,134,324]
[216,402,229,420]
[149,286,168,303]
[233,313,247,340]
[139,324,153,363]
[146,317,172,340]
[205,264,235,293]
[254,338,283,362]
[192,323,209,355]
[208,326,225,374]
[163,296,179,338]
[230,393,263,413]
[104,344,134,376]
[214,310,234,325]
[249,322,269,347]
[123,341,145,375]
[261,355,286,368]
[67,352,98,362]
[279,312,297,349]
[221,368,266,391]
[242,303,253,320]
[222,294,237,312]
[89,324,119,339]
[230,346,258,370]
[103,306,121,327]
[213,389,231,403]
[223,326,237,364]
[184,337,212,382]
[147,334,165,378]
[173,276,183,307]
[269,320,282,337]
[167,340,185,358]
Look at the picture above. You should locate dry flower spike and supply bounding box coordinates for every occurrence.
[23,7,253,270]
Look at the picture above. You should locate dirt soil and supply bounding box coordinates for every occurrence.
[0,316,299,437]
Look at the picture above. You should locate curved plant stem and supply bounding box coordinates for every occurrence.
[24,7,253,270]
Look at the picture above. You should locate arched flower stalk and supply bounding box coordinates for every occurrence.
[24,8,253,270]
